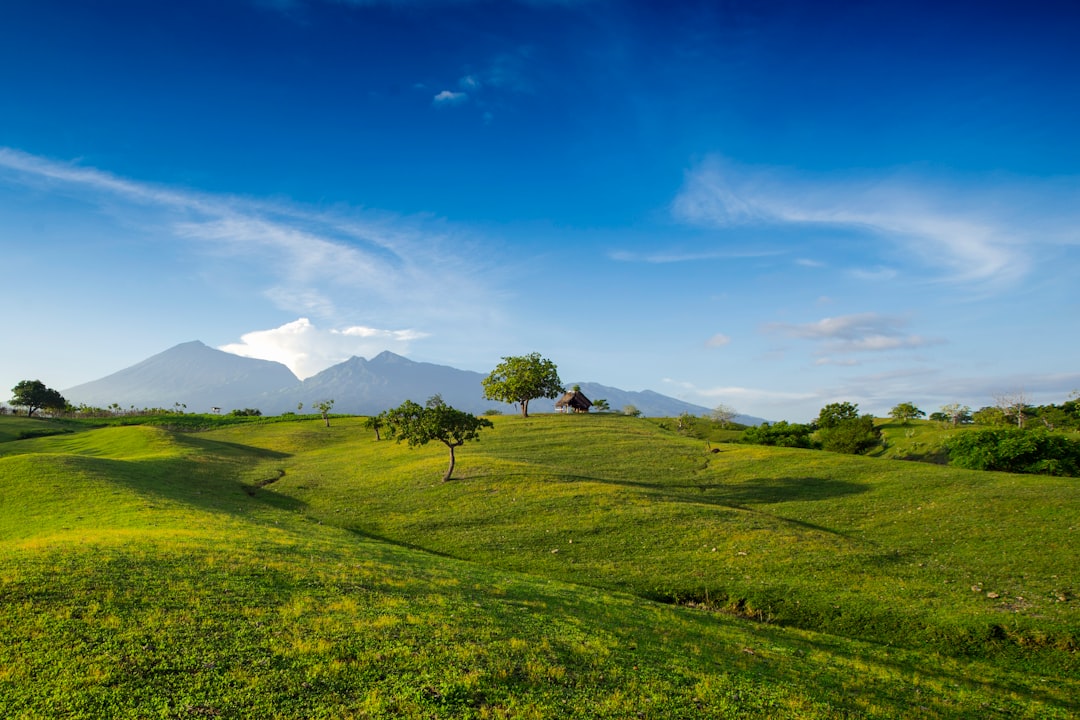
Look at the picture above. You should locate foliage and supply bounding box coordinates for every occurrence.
[363,414,383,440]
[710,403,738,428]
[622,404,641,417]
[741,420,816,448]
[9,380,67,418]
[815,401,860,429]
[812,402,882,454]
[817,415,882,454]
[888,402,925,424]
[314,399,335,427]
[945,427,1080,476]
[935,403,972,427]
[381,397,493,480]
[590,398,610,413]
[229,408,262,417]
[481,353,563,418]
[973,406,1008,426]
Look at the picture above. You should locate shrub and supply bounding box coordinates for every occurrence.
[742,421,816,448]
[945,427,1080,476]
[818,415,882,455]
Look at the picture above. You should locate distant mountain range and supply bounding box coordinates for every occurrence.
[64,341,764,423]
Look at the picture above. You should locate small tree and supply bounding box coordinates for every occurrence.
[481,353,563,418]
[364,414,383,441]
[938,403,972,427]
[591,398,610,413]
[995,391,1030,429]
[622,404,641,417]
[10,380,67,418]
[710,403,738,428]
[889,402,925,424]
[382,397,493,481]
[315,399,335,427]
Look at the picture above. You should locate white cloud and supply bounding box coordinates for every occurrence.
[672,157,1080,289]
[219,318,429,379]
[433,90,468,105]
[705,333,731,348]
[766,312,939,355]
[608,248,779,264]
[459,74,481,90]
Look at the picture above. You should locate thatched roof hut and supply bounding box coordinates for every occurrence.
[555,389,592,413]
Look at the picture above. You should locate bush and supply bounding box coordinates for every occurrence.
[818,415,881,455]
[742,421,816,448]
[945,427,1080,476]
[230,408,263,417]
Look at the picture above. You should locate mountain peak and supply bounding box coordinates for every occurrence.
[370,350,411,364]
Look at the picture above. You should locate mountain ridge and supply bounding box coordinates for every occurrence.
[63,342,763,423]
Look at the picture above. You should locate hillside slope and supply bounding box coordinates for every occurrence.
[0,415,1076,718]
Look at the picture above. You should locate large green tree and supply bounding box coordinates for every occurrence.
[815,401,881,454]
[10,380,67,418]
[889,402,925,424]
[381,397,493,481]
[816,401,861,429]
[481,353,563,418]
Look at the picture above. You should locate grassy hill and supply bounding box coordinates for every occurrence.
[0,414,1077,718]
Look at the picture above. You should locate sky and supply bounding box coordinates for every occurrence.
[2,0,1079,422]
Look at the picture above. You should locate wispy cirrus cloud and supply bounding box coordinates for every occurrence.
[0,146,498,373]
[609,248,780,264]
[765,312,939,356]
[672,156,1080,289]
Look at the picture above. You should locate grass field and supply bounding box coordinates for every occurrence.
[0,413,1077,718]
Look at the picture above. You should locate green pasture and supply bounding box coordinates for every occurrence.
[0,413,1077,718]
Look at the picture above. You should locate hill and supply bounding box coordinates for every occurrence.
[62,342,733,419]
[1,414,1075,717]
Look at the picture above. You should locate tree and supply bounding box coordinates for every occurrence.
[591,398,610,413]
[710,403,738,428]
[889,402,925,424]
[381,397,493,481]
[364,414,383,441]
[10,380,67,418]
[742,421,816,448]
[815,402,881,454]
[816,401,861,429]
[622,404,641,417]
[938,403,972,427]
[818,415,881,454]
[481,353,563,418]
[995,391,1030,429]
[315,399,335,427]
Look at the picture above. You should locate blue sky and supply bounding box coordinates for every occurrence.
[2,0,1078,421]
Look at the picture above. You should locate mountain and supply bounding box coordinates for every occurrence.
[530,382,765,425]
[64,341,300,411]
[255,351,505,416]
[64,342,762,423]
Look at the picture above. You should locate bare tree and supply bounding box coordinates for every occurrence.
[994,391,1029,429]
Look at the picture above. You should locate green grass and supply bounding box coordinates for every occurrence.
[0,413,1077,718]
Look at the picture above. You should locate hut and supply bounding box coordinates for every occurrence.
[555,388,592,413]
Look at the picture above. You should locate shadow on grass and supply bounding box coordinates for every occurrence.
[544,472,869,505]
[61,450,308,519]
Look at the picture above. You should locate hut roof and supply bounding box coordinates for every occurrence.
[555,390,592,410]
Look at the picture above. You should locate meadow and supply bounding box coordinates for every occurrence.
[0,413,1076,718]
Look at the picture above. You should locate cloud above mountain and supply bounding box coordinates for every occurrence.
[219,318,428,379]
